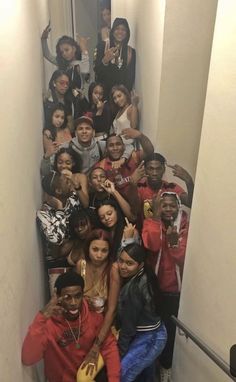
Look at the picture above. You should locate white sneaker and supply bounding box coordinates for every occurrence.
[160,367,172,382]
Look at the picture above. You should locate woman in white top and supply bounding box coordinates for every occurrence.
[110,84,139,148]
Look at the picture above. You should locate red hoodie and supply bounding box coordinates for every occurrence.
[22,300,120,382]
[142,212,189,293]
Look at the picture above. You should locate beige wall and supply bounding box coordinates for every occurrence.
[43,0,73,90]
[174,0,236,381]
[112,1,217,178]
[157,0,217,177]
[0,1,49,381]
[112,0,166,147]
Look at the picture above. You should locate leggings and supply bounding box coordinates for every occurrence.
[160,293,180,369]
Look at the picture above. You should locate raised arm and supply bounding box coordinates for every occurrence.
[121,128,154,158]
[41,23,57,66]
[102,180,136,222]
[22,293,63,365]
[167,164,194,208]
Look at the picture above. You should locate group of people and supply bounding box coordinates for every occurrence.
[21,6,194,382]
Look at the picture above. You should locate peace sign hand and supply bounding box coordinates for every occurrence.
[40,291,65,319]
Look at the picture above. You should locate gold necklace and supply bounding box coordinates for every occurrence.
[65,316,81,349]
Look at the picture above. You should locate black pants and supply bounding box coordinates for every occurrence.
[160,292,180,369]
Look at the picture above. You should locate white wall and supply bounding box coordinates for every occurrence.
[174,1,236,381]
[112,0,166,149]
[0,1,49,381]
[44,0,73,91]
[157,0,218,177]
[112,1,217,179]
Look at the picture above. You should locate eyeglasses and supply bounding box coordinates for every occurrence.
[56,80,69,87]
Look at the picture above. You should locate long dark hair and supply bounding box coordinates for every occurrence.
[53,147,82,174]
[56,36,82,70]
[109,18,130,67]
[43,103,67,141]
[48,70,70,103]
[97,199,126,261]
[88,82,106,109]
[110,84,131,115]
[121,243,163,317]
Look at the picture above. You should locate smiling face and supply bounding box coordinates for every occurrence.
[59,285,83,320]
[88,239,109,266]
[52,109,65,129]
[106,136,124,161]
[56,153,74,173]
[113,24,127,43]
[76,122,94,146]
[89,168,106,192]
[160,195,179,223]
[118,250,143,279]
[98,204,118,228]
[59,43,76,62]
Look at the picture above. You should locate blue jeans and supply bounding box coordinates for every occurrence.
[121,323,167,382]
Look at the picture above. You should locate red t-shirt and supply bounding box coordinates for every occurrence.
[138,180,185,219]
[96,150,143,190]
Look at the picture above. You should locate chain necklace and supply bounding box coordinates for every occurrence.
[65,316,81,349]
[117,45,123,69]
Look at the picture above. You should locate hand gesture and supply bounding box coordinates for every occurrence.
[61,169,73,179]
[46,195,64,210]
[103,46,119,64]
[41,22,51,39]
[76,35,90,52]
[44,141,60,159]
[166,225,179,247]
[80,344,99,377]
[111,157,125,169]
[123,218,136,239]
[101,179,115,194]
[72,88,84,99]
[152,191,163,220]
[131,161,145,185]
[167,163,192,183]
[40,291,64,319]
[121,127,141,140]
[96,100,105,114]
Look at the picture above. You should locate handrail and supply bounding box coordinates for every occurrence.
[172,315,236,381]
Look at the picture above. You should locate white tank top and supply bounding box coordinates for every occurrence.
[112,105,134,146]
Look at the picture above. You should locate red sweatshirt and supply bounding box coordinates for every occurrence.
[22,300,120,382]
[142,213,189,293]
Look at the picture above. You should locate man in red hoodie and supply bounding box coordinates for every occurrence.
[142,192,189,382]
[22,271,120,382]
